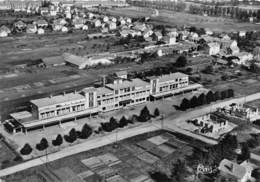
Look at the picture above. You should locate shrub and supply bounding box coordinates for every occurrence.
[52,134,63,146]
[180,98,190,111]
[139,106,151,122]
[118,116,128,128]
[79,124,92,139]
[36,138,49,151]
[154,108,160,117]
[20,143,33,155]
[64,128,77,143]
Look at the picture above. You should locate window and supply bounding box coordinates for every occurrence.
[132,86,135,91]
[115,90,119,95]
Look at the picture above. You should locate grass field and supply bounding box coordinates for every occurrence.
[107,6,260,32]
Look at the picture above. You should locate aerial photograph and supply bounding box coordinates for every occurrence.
[0,0,259,181]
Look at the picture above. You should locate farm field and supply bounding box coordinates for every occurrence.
[107,6,260,32]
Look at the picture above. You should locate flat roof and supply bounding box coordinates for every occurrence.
[106,78,150,90]
[148,72,188,83]
[42,56,65,66]
[96,87,113,96]
[10,111,33,121]
[30,92,85,108]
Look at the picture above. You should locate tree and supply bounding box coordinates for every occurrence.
[175,55,187,67]
[79,124,92,139]
[171,159,189,182]
[206,91,214,104]
[52,134,63,146]
[198,93,206,106]
[191,96,199,108]
[139,106,151,122]
[154,108,160,117]
[64,128,77,143]
[227,89,234,98]
[36,138,49,151]
[118,116,128,128]
[214,91,220,101]
[20,143,33,155]
[238,142,251,162]
[180,98,190,110]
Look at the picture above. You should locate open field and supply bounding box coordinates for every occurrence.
[107,7,260,32]
[4,130,208,182]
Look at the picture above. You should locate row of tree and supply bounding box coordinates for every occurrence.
[100,106,160,132]
[20,107,160,155]
[20,123,93,155]
[189,4,260,22]
[179,89,234,110]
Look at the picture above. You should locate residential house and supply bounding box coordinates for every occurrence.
[53,19,67,31]
[101,27,109,33]
[34,19,48,28]
[108,21,117,30]
[40,7,49,16]
[153,31,163,41]
[94,19,101,27]
[205,28,213,35]
[88,12,94,19]
[207,42,220,56]
[14,20,26,31]
[82,25,88,31]
[26,24,37,34]
[72,17,85,29]
[219,159,253,182]
[120,19,126,26]
[115,71,128,79]
[239,31,246,37]
[189,32,199,42]
[253,47,260,62]
[133,22,146,32]
[37,28,45,35]
[0,25,11,37]
[103,16,109,23]
[233,52,253,65]
[61,26,68,33]
[49,5,58,16]
[179,30,190,40]
[143,28,153,39]
[111,17,117,23]
[163,35,176,45]
[230,40,240,55]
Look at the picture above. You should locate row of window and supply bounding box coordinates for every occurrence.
[39,104,85,120]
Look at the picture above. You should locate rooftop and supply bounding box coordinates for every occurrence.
[30,92,85,108]
[219,159,246,180]
[96,87,114,96]
[106,78,150,90]
[148,72,188,83]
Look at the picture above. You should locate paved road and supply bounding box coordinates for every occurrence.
[1,93,260,178]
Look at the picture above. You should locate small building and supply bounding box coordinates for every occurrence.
[82,25,88,31]
[120,19,126,26]
[253,46,260,62]
[72,17,85,29]
[34,19,48,28]
[26,24,37,34]
[0,25,11,37]
[42,56,65,67]
[239,31,246,37]
[37,28,45,35]
[94,19,101,27]
[108,21,117,30]
[115,70,128,79]
[233,52,253,65]
[219,159,253,182]
[40,7,49,16]
[111,17,117,23]
[14,20,26,31]
[126,17,132,24]
[143,29,153,39]
[163,35,176,45]
[153,31,163,41]
[61,26,68,33]
[207,42,220,56]
[205,28,213,35]
[103,16,109,23]
[230,40,240,55]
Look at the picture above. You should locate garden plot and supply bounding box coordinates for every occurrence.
[147,135,169,145]
[137,152,159,164]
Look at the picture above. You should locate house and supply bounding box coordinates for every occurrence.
[34,19,48,28]
[0,25,11,37]
[72,17,85,29]
[53,19,67,31]
[26,24,37,34]
[37,28,45,35]
[82,25,88,31]
[88,12,94,19]
[233,52,253,65]
[253,47,260,62]
[143,29,153,39]
[153,31,163,41]
[239,31,246,37]
[115,70,128,79]
[14,20,26,31]
[120,19,126,26]
[230,40,240,55]
[133,23,146,32]
[42,56,65,67]
[126,17,132,24]
[189,32,199,42]
[219,159,253,182]
[101,27,109,33]
[61,26,68,33]
[163,36,176,45]
[205,28,213,35]
[40,7,49,16]
[49,5,58,16]
[111,17,117,23]
[65,12,72,19]
[94,19,101,27]
[207,42,220,56]
[103,16,109,23]
[108,21,116,30]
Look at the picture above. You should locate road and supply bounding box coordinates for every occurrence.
[1,93,260,178]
